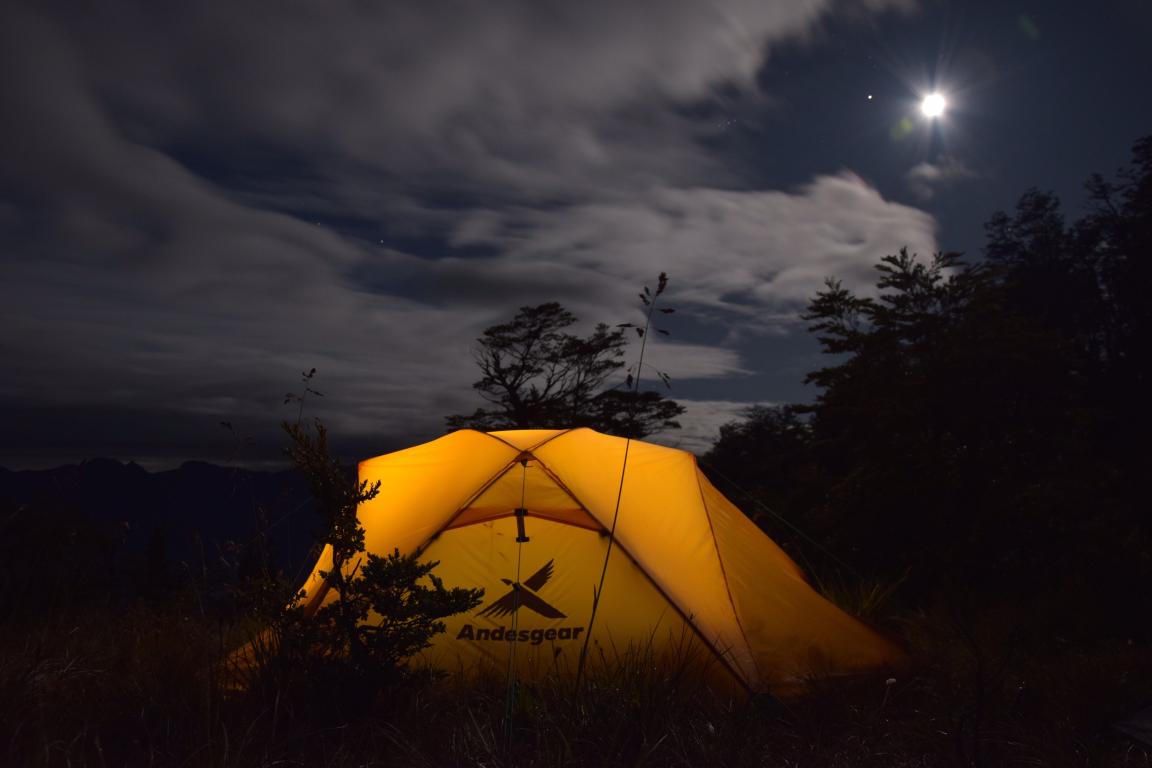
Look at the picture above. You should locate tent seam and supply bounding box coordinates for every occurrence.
[445,510,603,534]
[531,446,752,693]
[413,434,523,554]
[476,428,574,453]
[584,519,752,694]
[479,430,526,452]
[692,454,763,688]
[527,428,573,451]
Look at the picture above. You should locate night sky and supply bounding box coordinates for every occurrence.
[2,0,1150,468]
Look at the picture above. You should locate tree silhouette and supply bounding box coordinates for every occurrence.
[707,134,1152,639]
[702,404,814,522]
[446,302,683,437]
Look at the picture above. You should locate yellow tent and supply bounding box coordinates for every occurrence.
[298,428,901,692]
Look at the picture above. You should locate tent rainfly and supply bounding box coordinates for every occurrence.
[298,428,903,692]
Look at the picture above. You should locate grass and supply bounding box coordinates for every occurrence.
[3,593,1151,767]
[3,495,1149,767]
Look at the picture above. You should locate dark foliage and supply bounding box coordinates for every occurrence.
[707,135,1152,643]
[446,302,684,437]
[3,598,1149,766]
[701,404,816,526]
[276,420,483,682]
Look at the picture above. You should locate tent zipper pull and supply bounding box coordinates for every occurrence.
[514,507,529,543]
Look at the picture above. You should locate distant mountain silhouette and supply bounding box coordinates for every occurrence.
[0,458,331,579]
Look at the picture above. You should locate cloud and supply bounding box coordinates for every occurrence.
[0,6,484,457]
[25,0,915,206]
[642,344,750,381]
[452,176,937,328]
[0,0,930,466]
[905,156,978,201]
[647,399,770,456]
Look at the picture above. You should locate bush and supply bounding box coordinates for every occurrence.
[263,419,482,695]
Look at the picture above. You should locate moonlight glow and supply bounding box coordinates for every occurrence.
[921,93,946,118]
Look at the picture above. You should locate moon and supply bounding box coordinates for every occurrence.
[921,93,946,118]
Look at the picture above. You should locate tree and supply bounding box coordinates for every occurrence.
[704,135,1152,641]
[446,302,684,438]
[984,188,1105,368]
[278,418,483,683]
[1082,135,1152,433]
[703,405,814,519]
[799,238,1144,621]
[799,252,988,579]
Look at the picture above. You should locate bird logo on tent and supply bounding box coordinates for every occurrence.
[477,559,567,619]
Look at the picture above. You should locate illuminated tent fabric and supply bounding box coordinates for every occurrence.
[298,428,901,692]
